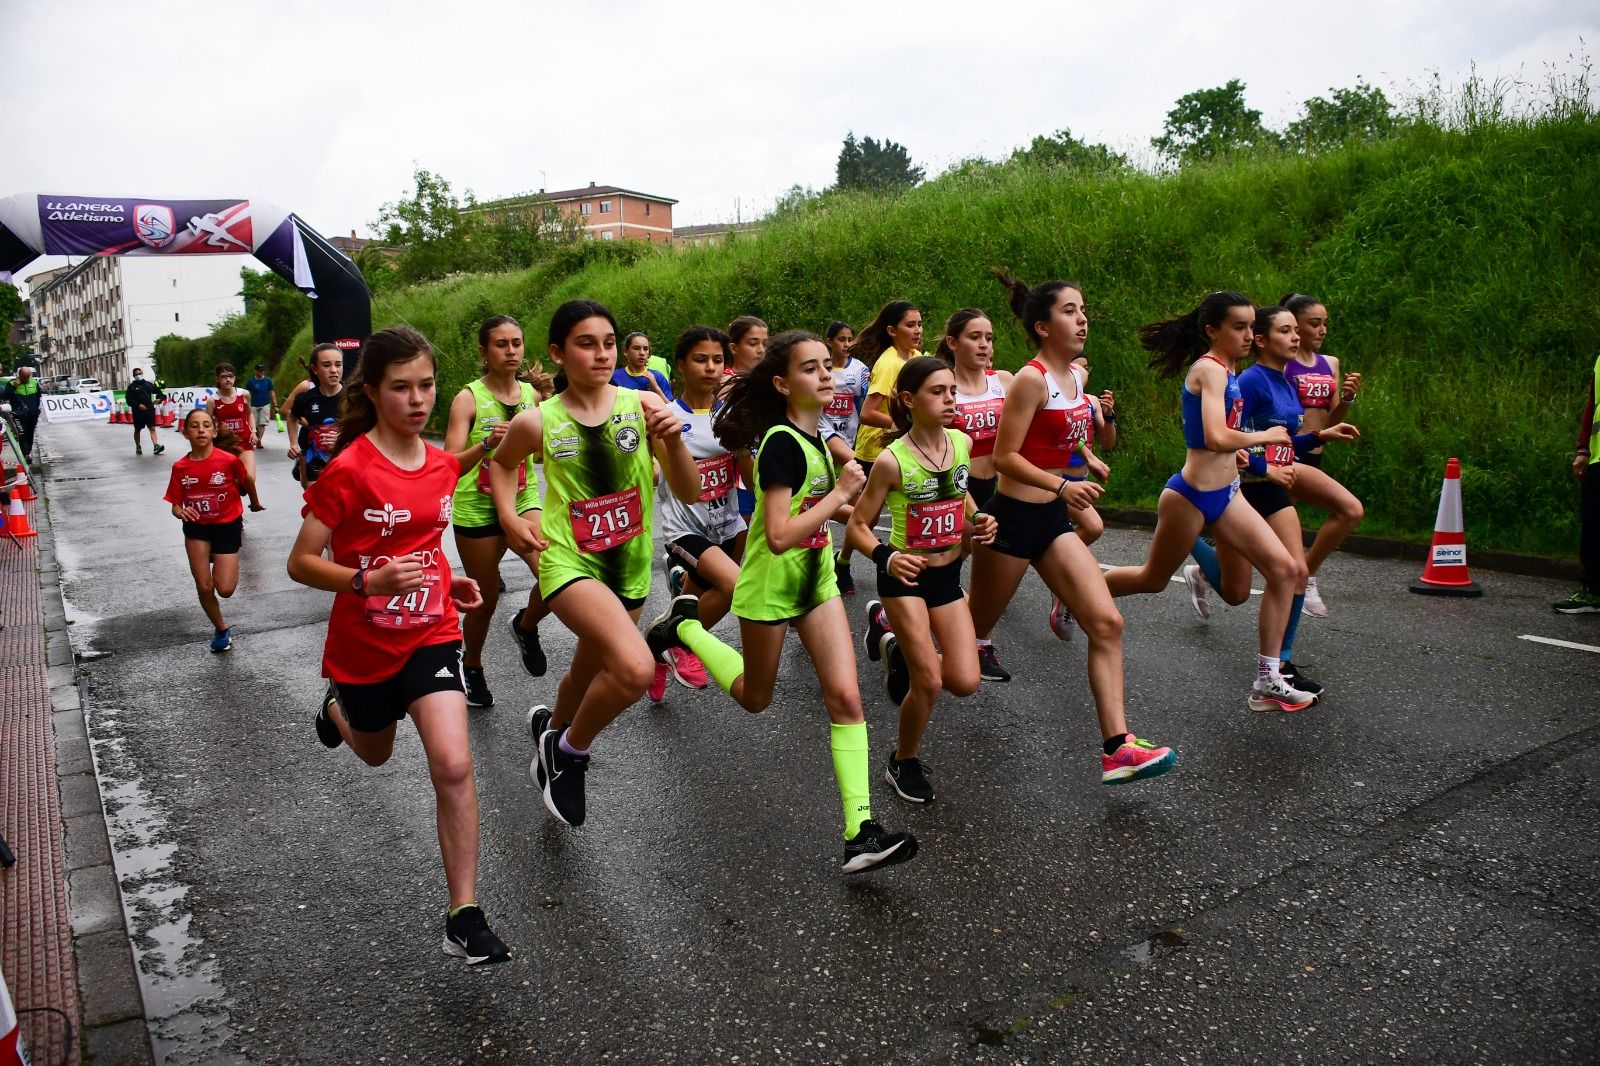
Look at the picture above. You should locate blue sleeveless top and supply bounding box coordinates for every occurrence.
[1181,355,1242,450]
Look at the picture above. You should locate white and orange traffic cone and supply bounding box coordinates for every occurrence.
[0,960,27,1066]
[1409,457,1481,597]
[6,494,37,540]
[12,465,33,502]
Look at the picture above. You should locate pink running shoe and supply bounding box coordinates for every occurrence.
[1101,735,1177,785]
[662,646,709,689]
[1049,596,1075,641]
[647,662,669,703]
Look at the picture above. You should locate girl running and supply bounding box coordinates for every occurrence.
[613,331,673,401]
[846,302,923,595]
[847,357,994,804]
[285,343,345,486]
[646,330,919,873]
[1044,351,1117,640]
[1102,292,1316,712]
[164,409,263,653]
[485,300,705,830]
[1279,293,1365,616]
[941,308,1011,510]
[287,326,509,965]
[964,273,1176,784]
[650,325,744,701]
[727,315,770,542]
[206,362,259,489]
[822,320,868,592]
[442,314,554,710]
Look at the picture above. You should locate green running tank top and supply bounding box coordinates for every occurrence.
[884,429,971,553]
[732,423,839,621]
[452,378,540,527]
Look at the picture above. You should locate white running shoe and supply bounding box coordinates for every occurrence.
[1302,576,1329,618]
[1182,564,1213,621]
[1248,673,1317,712]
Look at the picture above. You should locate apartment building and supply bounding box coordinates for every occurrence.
[474,182,678,243]
[26,255,244,388]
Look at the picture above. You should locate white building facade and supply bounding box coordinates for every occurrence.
[27,255,244,388]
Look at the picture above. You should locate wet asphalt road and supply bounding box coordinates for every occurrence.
[40,418,1600,1064]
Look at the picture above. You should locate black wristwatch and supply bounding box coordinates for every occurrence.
[350,567,368,594]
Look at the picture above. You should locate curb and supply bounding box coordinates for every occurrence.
[1098,508,1579,581]
[35,479,156,1065]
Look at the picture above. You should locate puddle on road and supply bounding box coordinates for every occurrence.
[1124,928,1190,966]
[92,706,245,1066]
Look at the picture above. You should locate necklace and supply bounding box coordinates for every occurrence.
[909,428,950,470]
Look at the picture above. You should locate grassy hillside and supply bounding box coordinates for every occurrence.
[282,114,1600,557]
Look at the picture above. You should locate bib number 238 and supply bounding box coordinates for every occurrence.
[570,487,643,553]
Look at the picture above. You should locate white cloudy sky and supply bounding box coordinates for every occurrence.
[2,0,1593,289]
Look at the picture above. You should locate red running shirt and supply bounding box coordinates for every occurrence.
[304,435,463,684]
[1015,359,1090,470]
[212,392,255,450]
[164,449,249,524]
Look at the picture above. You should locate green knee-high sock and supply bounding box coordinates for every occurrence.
[677,619,744,694]
[830,721,872,840]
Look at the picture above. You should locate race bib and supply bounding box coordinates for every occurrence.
[695,454,735,503]
[569,487,643,553]
[1295,373,1336,409]
[824,391,857,418]
[1227,398,1244,430]
[313,422,339,452]
[1265,442,1295,467]
[796,493,830,549]
[958,398,1002,443]
[906,498,964,550]
[184,489,230,515]
[477,457,528,495]
[365,567,444,629]
[1065,405,1093,447]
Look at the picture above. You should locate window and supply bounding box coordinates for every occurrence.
[645,202,651,217]
[580,202,591,216]
[599,200,612,214]
[602,231,615,241]
[174,312,180,322]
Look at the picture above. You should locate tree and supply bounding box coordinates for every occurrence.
[1285,81,1397,151]
[835,132,924,191]
[1010,128,1128,171]
[1152,80,1279,165]
[373,167,491,283]
[0,283,23,367]
[239,267,309,360]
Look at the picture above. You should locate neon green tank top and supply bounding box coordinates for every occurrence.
[732,423,839,621]
[536,388,655,601]
[884,429,972,553]
[452,378,540,526]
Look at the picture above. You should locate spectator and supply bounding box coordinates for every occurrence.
[246,363,277,445]
[1,365,42,458]
[1555,355,1600,613]
[124,367,166,456]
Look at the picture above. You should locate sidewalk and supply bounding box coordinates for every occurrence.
[0,466,152,1065]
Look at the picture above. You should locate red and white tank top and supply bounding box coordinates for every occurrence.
[213,392,255,449]
[1016,360,1092,470]
[954,371,1007,457]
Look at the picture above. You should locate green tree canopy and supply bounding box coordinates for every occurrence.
[1286,81,1397,150]
[1152,79,1279,165]
[835,132,925,191]
[1010,128,1128,171]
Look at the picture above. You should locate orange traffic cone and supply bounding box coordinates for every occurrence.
[6,493,36,539]
[12,465,33,501]
[1409,457,1481,597]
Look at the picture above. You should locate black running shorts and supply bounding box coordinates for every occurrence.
[983,493,1075,560]
[876,555,965,608]
[666,534,741,590]
[331,641,465,733]
[182,519,243,555]
[1242,479,1294,518]
[967,475,997,509]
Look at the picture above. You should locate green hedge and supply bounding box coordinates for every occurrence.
[281,115,1600,557]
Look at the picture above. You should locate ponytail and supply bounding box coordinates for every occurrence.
[1139,291,1253,378]
[933,307,991,364]
[990,268,1082,349]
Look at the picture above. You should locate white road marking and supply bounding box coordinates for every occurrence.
[1518,634,1600,655]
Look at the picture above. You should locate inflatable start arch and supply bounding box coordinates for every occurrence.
[0,193,372,365]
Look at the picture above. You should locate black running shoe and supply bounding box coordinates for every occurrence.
[885,752,935,803]
[463,666,494,709]
[153,443,165,456]
[315,684,343,750]
[977,643,1010,683]
[527,705,552,789]
[1280,661,1324,701]
[842,820,918,875]
[507,609,547,677]
[442,905,511,966]
[539,727,588,827]
[863,599,891,663]
[835,552,855,596]
[135,443,142,455]
[645,594,700,662]
[882,633,910,707]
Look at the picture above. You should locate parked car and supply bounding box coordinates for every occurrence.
[74,378,101,393]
